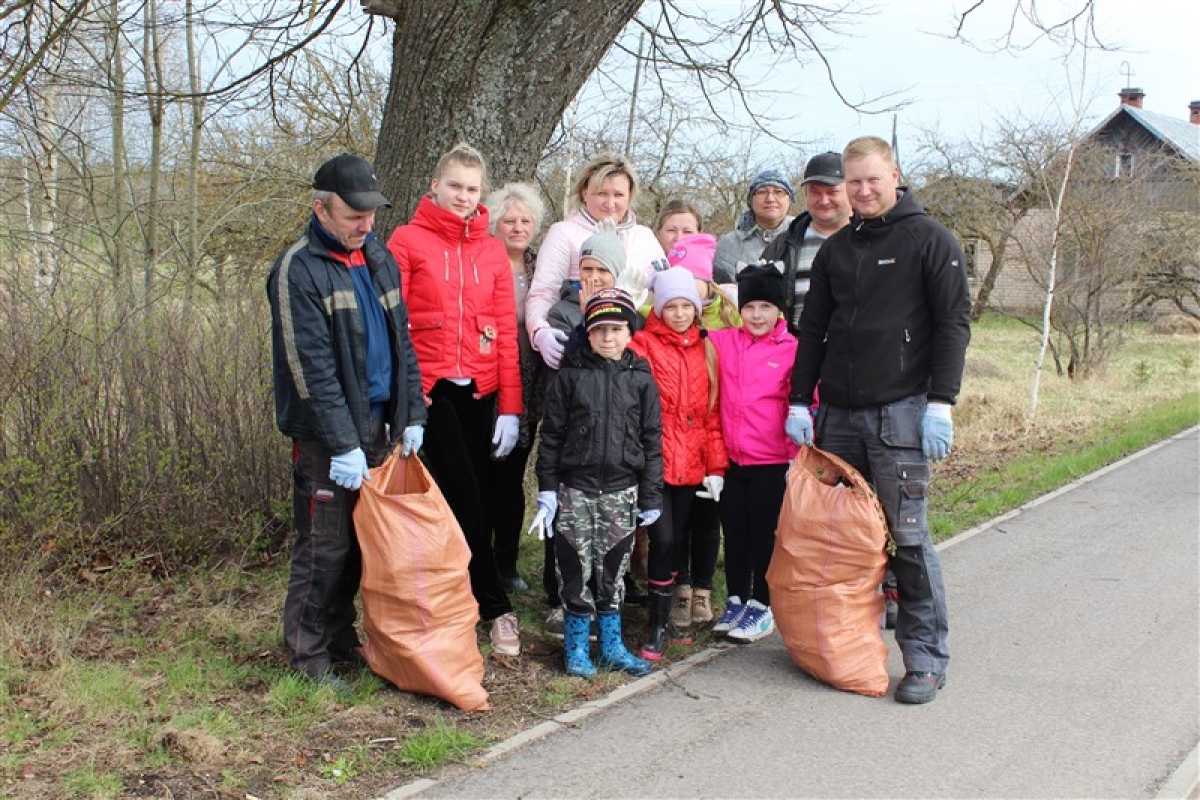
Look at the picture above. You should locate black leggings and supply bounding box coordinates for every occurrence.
[646,483,699,587]
[675,495,721,590]
[421,380,512,621]
[718,461,787,606]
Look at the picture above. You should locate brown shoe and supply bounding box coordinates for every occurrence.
[691,588,714,624]
[670,584,693,628]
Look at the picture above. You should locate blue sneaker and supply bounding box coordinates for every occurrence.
[712,596,746,635]
[726,601,774,643]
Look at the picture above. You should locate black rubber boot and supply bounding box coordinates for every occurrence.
[640,588,672,661]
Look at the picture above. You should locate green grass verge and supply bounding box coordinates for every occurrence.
[931,392,1199,538]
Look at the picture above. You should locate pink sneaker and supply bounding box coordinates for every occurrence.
[490,612,521,656]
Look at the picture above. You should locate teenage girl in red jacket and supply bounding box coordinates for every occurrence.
[629,266,728,659]
[387,142,524,658]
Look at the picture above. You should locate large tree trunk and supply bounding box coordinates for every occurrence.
[373,0,641,233]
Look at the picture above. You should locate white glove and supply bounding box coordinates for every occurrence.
[533,327,569,369]
[696,475,725,502]
[527,490,558,540]
[492,414,520,458]
[785,404,814,447]
[329,448,369,491]
[638,509,661,527]
[922,402,954,461]
[400,425,424,457]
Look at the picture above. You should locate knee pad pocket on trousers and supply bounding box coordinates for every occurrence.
[890,460,929,547]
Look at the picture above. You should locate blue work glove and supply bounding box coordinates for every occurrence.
[400,425,424,457]
[638,508,661,527]
[921,402,954,461]
[696,475,725,502]
[785,404,814,447]
[527,490,558,540]
[329,447,369,491]
[492,414,520,458]
[533,327,569,369]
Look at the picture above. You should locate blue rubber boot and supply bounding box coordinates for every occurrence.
[563,611,597,678]
[596,611,652,677]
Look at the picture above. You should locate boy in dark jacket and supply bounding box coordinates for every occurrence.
[532,288,663,679]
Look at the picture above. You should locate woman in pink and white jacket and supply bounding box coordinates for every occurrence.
[525,154,668,369]
[706,263,799,646]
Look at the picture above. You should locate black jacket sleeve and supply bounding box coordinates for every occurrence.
[535,369,570,492]
[921,226,972,404]
[636,371,664,512]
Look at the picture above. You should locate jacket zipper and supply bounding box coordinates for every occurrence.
[455,243,464,375]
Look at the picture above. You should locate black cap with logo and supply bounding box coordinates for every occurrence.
[801,151,844,186]
[312,154,392,211]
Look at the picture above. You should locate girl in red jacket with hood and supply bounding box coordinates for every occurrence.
[387,142,524,658]
[629,266,728,660]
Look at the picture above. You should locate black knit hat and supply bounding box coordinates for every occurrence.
[584,288,639,332]
[737,263,787,311]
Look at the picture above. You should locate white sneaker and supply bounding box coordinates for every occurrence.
[726,601,774,643]
[490,611,521,656]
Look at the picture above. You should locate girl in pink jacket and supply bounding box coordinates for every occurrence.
[705,264,798,645]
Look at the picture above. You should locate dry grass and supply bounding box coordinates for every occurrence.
[954,318,1195,453]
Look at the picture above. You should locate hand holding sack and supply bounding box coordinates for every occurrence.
[400,425,424,458]
[785,404,814,447]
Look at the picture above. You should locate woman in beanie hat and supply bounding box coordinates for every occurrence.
[526,154,668,370]
[534,287,662,678]
[629,268,728,660]
[712,168,796,284]
[705,263,798,644]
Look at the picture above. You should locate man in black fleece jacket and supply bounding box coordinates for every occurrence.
[789,136,971,705]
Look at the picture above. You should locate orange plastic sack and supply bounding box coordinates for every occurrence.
[353,453,490,711]
[766,446,890,697]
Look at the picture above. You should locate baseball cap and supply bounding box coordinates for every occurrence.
[801,152,844,186]
[312,154,392,211]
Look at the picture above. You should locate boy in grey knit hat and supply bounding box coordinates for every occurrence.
[548,221,647,335]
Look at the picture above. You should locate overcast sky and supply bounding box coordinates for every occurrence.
[774,0,1198,154]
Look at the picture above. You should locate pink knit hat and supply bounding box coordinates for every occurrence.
[666,233,717,281]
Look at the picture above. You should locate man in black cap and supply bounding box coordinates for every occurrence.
[760,151,852,334]
[268,153,426,690]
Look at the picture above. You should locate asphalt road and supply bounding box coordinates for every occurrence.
[385,428,1200,799]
